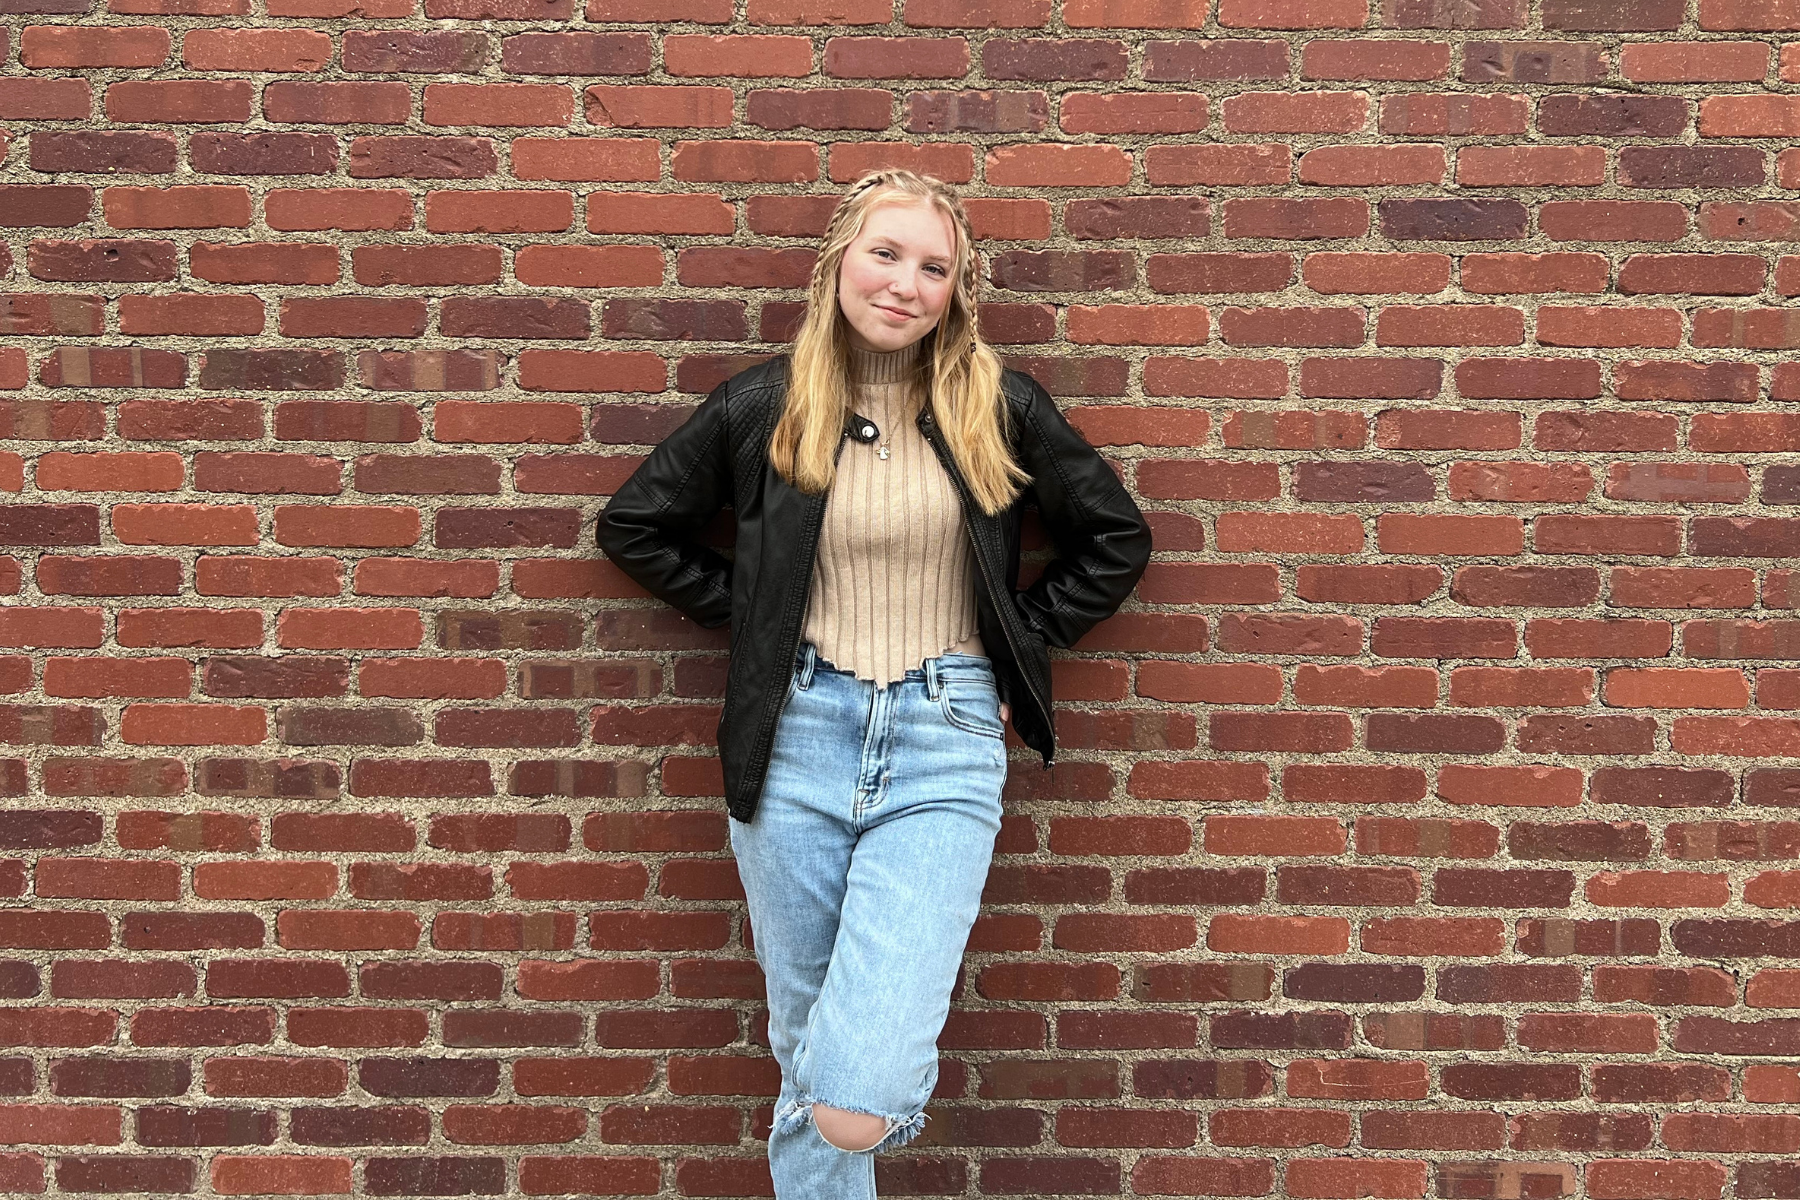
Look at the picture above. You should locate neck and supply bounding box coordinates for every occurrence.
[847,337,923,386]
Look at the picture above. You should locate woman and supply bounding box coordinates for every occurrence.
[596,168,1152,1199]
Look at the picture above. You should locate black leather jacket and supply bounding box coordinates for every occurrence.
[595,354,1153,822]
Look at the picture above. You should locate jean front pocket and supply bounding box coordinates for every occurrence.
[940,671,1004,739]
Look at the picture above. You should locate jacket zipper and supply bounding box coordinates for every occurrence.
[916,408,1055,764]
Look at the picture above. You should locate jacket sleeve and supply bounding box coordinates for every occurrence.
[1009,373,1153,650]
[594,379,735,630]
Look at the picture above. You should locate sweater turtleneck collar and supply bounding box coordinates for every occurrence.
[847,337,924,386]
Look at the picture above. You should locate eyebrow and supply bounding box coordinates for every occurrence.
[869,235,953,266]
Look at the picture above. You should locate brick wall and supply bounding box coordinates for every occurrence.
[2,0,1800,1195]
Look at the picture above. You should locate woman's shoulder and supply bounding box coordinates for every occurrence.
[998,364,1040,393]
[717,353,790,401]
[996,363,1052,415]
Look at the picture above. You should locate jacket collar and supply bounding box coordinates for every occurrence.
[837,399,936,438]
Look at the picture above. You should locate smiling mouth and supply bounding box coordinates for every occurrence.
[876,305,915,318]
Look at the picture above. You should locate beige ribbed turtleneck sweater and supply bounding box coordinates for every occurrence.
[801,338,985,686]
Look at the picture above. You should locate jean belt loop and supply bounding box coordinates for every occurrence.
[797,641,817,690]
[924,654,942,702]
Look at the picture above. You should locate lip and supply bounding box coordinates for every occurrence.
[873,304,915,319]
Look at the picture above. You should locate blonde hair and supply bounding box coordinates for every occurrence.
[768,169,1029,516]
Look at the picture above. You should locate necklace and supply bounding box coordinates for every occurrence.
[854,389,918,461]
[852,413,898,460]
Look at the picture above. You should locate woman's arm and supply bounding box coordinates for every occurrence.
[1009,373,1153,649]
[594,380,736,630]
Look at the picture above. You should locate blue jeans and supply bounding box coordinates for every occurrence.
[729,641,1008,1200]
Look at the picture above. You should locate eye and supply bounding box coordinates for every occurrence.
[869,247,948,277]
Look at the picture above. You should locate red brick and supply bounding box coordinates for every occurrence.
[1586,1160,1726,1200]
[1205,814,1346,856]
[1449,460,1593,502]
[1380,513,1523,556]
[183,29,332,71]
[1611,567,1756,610]
[1287,1059,1428,1101]
[1294,665,1437,709]
[1361,916,1507,957]
[23,26,171,68]
[1606,667,1749,709]
[105,81,252,124]
[1208,915,1350,955]
[1208,1106,1348,1149]
[1439,764,1584,809]
[1360,1110,1504,1150]
[1285,764,1429,805]
[1216,512,1364,553]
[1286,1157,1427,1199]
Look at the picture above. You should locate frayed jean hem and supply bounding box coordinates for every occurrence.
[772,1095,929,1156]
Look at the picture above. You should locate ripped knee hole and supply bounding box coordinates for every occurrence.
[814,1104,888,1152]
[774,1097,928,1154]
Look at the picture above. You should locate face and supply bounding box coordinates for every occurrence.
[836,199,960,354]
